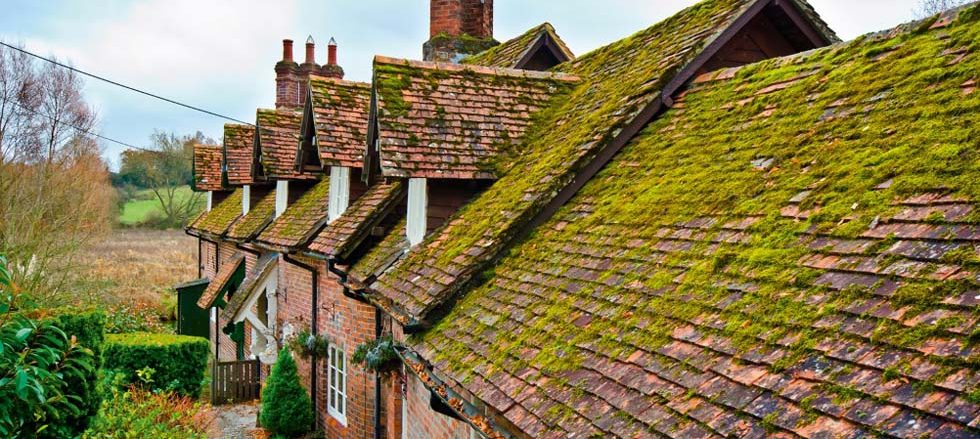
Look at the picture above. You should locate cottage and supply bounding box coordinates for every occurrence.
[182,0,980,437]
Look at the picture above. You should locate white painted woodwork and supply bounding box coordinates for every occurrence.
[407,178,427,247]
[275,180,289,218]
[327,167,350,223]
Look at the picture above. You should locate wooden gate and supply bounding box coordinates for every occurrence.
[211,359,261,405]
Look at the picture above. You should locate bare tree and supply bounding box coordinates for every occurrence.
[0,44,112,305]
[914,0,970,18]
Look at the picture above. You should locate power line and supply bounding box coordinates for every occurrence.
[0,41,255,126]
[1,97,158,153]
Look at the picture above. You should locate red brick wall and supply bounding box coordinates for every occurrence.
[277,255,381,437]
[461,0,492,38]
[403,373,474,439]
[201,240,217,278]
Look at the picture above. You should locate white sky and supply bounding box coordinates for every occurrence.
[0,0,934,169]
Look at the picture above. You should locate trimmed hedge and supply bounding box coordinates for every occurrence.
[103,332,209,397]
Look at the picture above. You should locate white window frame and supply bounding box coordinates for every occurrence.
[406,178,427,247]
[242,185,251,215]
[275,180,289,218]
[327,167,350,223]
[206,191,214,211]
[327,344,348,425]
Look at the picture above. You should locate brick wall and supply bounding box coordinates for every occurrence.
[201,240,217,278]
[430,0,492,38]
[277,255,314,392]
[403,373,474,439]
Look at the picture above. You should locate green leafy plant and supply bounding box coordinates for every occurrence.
[260,347,313,438]
[102,332,209,397]
[0,255,98,438]
[352,336,400,374]
[286,328,329,360]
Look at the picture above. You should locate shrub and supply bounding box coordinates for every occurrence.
[31,309,105,438]
[82,385,212,439]
[0,256,99,438]
[103,332,209,397]
[260,348,313,437]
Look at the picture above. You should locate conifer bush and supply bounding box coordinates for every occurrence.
[260,347,313,438]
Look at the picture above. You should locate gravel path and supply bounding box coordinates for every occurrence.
[208,402,260,439]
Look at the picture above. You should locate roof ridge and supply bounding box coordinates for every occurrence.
[307,74,371,89]
[372,55,580,82]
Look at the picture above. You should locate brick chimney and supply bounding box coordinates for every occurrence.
[320,37,344,79]
[275,39,301,109]
[424,0,497,63]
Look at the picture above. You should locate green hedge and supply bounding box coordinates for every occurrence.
[103,332,209,397]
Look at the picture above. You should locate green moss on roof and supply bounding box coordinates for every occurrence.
[349,219,408,286]
[189,189,243,237]
[226,188,276,242]
[420,6,980,437]
[256,178,330,250]
[462,22,574,68]
[371,0,765,320]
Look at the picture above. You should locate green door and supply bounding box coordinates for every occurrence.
[174,279,211,339]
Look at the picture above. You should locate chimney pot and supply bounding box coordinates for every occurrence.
[327,37,338,66]
[282,39,294,62]
[305,35,316,65]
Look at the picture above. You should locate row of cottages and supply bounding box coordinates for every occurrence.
[183,0,980,437]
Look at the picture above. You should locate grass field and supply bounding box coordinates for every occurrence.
[118,186,204,226]
[75,229,198,331]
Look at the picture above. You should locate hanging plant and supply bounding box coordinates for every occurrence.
[286,328,329,359]
[352,336,400,374]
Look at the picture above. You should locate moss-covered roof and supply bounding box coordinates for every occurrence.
[369,0,774,323]
[461,22,574,69]
[193,143,224,191]
[226,186,276,242]
[348,219,409,289]
[416,6,980,437]
[223,124,258,186]
[256,109,315,181]
[186,189,243,237]
[307,75,372,168]
[255,178,331,251]
[306,180,406,260]
[371,56,579,179]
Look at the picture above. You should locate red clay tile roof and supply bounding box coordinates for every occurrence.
[256,109,314,181]
[305,76,372,168]
[186,189,243,238]
[306,181,406,260]
[197,253,245,308]
[416,5,980,437]
[193,143,224,191]
[223,124,258,185]
[368,0,803,324]
[226,186,276,242]
[371,56,579,180]
[255,178,331,251]
[462,22,574,69]
[348,219,409,289]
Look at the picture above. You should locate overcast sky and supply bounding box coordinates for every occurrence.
[0,0,932,169]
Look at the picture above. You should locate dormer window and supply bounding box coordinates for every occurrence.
[407,178,427,246]
[327,167,350,222]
